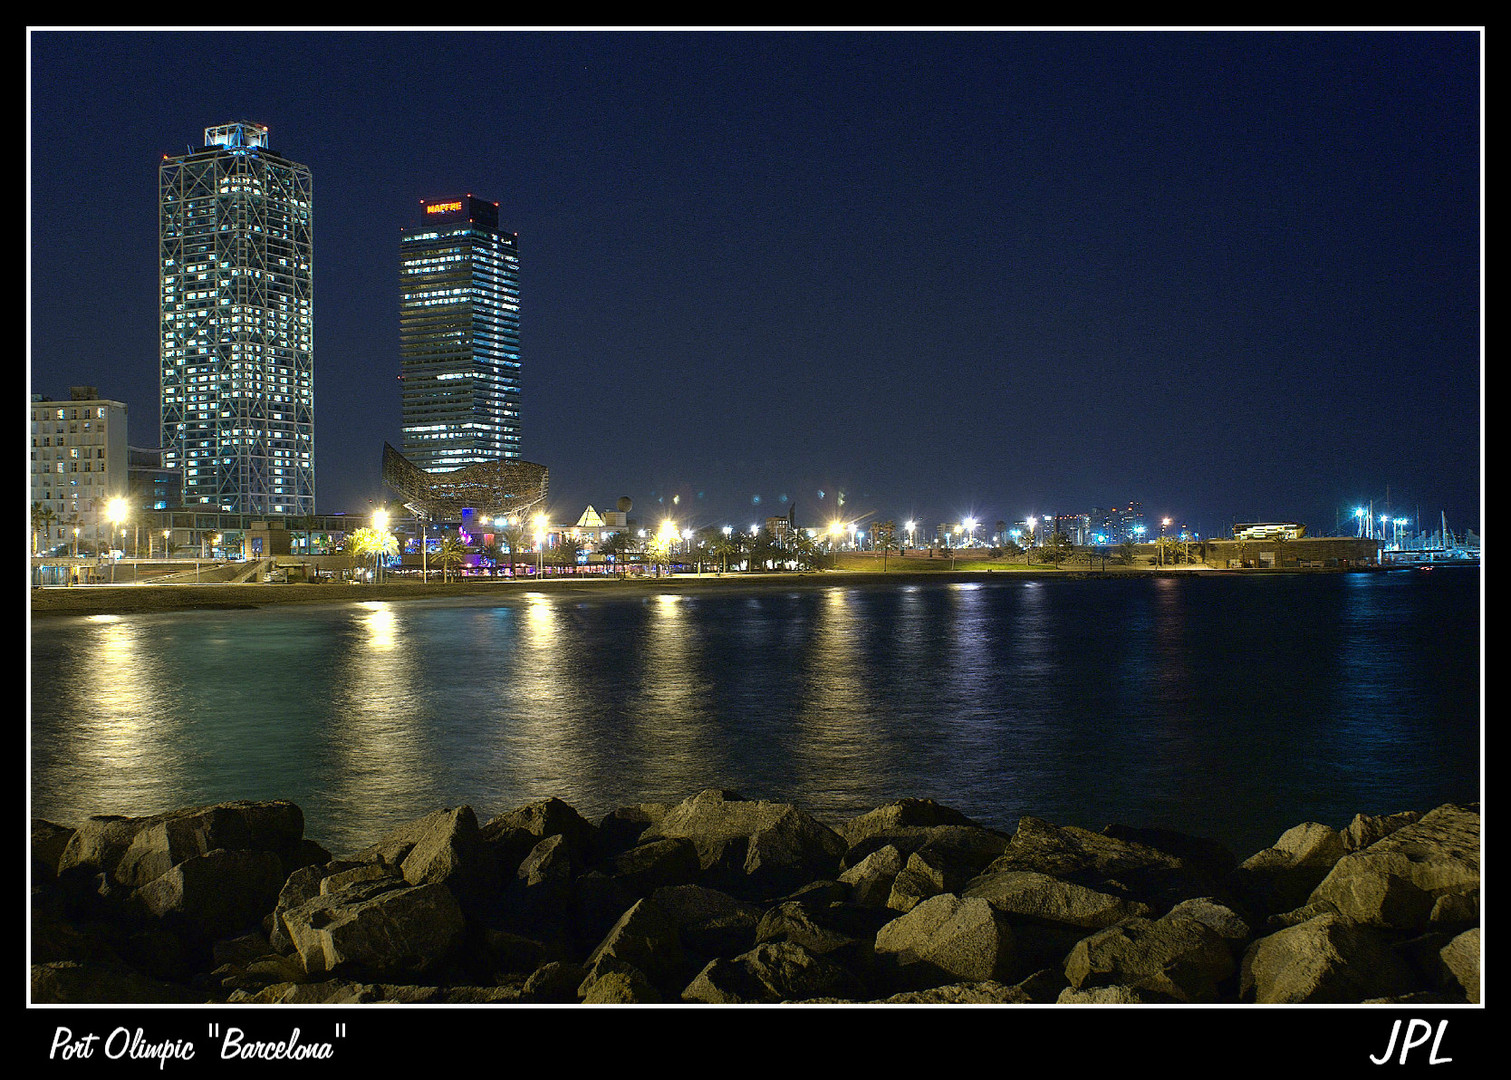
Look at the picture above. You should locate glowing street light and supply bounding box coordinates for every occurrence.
[107,498,127,582]
[905,520,916,550]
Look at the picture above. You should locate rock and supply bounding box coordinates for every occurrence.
[279,880,466,980]
[841,824,1009,875]
[1063,915,1235,1003]
[870,980,1035,1004]
[1438,927,1479,1003]
[838,799,984,848]
[1342,810,1423,852]
[113,802,306,888]
[32,819,75,877]
[647,884,763,964]
[397,807,492,893]
[519,960,588,1004]
[32,960,206,1004]
[1160,897,1252,942]
[56,815,152,887]
[1099,823,1238,881]
[873,893,1018,988]
[482,797,598,862]
[641,789,847,899]
[964,870,1154,929]
[837,844,904,908]
[132,848,286,944]
[595,804,670,862]
[228,979,381,1004]
[754,899,889,980]
[681,941,863,1004]
[579,963,664,1003]
[583,898,684,990]
[604,837,701,894]
[1225,822,1350,919]
[1306,804,1479,930]
[1057,983,1185,1004]
[1239,912,1417,1003]
[981,816,1210,910]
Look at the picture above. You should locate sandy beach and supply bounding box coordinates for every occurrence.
[28,567,1074,619]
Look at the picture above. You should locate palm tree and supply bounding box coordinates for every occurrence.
[555,534,584,573]
[599,531,634,578]
[500,523,529,579]
[32,502,57,555]
[347,526,398,583]
[712,531,744,575]
[435,533,468,583]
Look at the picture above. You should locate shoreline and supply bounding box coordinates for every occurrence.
[31,792,1480,1005]
[28,564,1407,619]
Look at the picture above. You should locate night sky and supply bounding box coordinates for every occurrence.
[28,29,1482,540]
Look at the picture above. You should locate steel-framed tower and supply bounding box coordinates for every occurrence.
[159,121,314,515]
[399,195,521,473]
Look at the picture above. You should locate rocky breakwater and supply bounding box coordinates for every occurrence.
[30,791,1480,1005]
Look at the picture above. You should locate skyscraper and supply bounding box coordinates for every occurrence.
[399,195,521,473]
[159,121,314,515]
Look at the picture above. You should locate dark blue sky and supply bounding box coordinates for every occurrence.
[28,29,1482,539]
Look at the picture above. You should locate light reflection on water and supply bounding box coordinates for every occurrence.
[30,572,1479,858]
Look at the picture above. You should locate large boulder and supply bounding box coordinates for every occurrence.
[640,789,847,899]
[838,799,985,848]
[964,869,1154,930]
[873,893,1019,988]
[1062,915,1236,1003]
[1238,912,1417,1003]
[980,816,1215,910]
[113,802,307,889]
[132,848,286,944]
[681,941,863,1004]
[1306,804,1479,931]
[481,798,598,865]
[837,844,905,908]
[1224,821,1348,919]
[582,898,685,991]
[1438,928,1479,1003]
[648,884,763,966]
[278,879,466,981]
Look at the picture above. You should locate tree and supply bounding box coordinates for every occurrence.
[32,502,58,555]
[712,531,745,574]
[599,531,635,578]
[787,530,823,571]
[874,520,899,571]
[1118,539,1137,566]
[434,533,468,583]
[500,523,529,578]
[1037,531,1074,565]
[1272,532,1290,568]
[555,534,584,573]
[347,526,398,583]
[753,528,789,571]
[643,529,676,577]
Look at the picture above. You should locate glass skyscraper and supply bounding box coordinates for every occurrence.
[159,121,314,515]
[399,195,522,473]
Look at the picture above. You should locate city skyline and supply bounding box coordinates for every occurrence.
[28,30,1482,539]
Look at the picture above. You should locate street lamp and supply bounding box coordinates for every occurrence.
[963,517,977,547]
[107,498,127,582]
[905,520,916,551]
[373,508,389,584]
